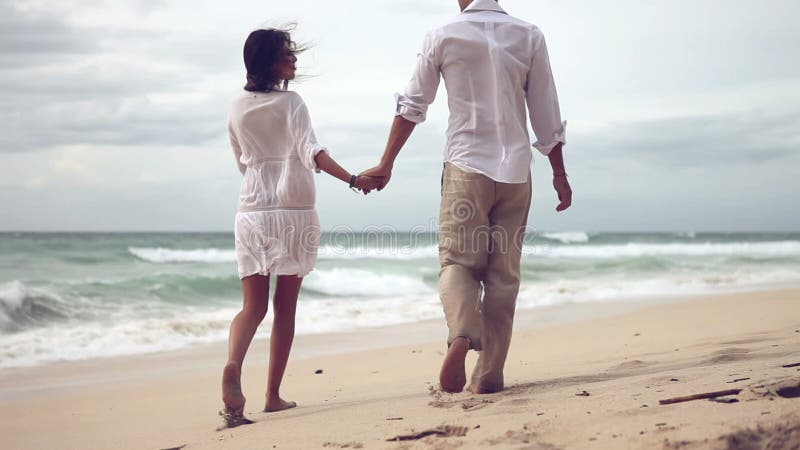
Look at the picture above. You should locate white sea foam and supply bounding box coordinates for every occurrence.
[0,281,26,310]
[128,245,438,263]
[526,240,800,259]
[130,240,800,264]
[129,247,236,263]
[317,245,438,260]
[540,231,590,244]
[304,268,434,297]
[0,307,240,368]
[516,267,800,309]
[1,264,799,369]
[0,294,444,369]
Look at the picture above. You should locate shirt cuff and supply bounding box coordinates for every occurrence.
[532,120,567,156]
[394,92,427,124]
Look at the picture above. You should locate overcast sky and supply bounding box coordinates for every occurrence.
[0,0,798,232]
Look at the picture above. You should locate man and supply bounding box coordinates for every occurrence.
[361,0,572,394]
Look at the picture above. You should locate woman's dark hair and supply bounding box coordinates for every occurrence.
[243,27,305,92]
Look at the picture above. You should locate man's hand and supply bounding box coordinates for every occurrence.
[359,165,392,191]
[354,175,383,195]
[553,174,572,212]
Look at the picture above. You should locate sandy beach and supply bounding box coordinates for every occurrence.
[1,288,798,450]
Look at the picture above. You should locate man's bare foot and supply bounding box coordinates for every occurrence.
[222,361,246,413]
[467,384,500,395]
[264,396,297,412]
[439,337,470,393]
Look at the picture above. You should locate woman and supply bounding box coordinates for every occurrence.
[221,27,379,428]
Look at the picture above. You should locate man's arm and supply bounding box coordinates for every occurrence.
[360,116,416,189]
[527,30,571,211]
[361,32,441,189]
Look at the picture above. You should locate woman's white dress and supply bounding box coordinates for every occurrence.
[228,90,327,279]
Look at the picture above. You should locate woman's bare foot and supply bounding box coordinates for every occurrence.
[264,396,297,413]
[219,362,253,429]
[222,361,246,413]
[217,407,254,430]
[439,337,470,393]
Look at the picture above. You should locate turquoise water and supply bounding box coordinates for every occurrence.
[1,231,799,368]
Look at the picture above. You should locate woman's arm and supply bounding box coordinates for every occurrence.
[229,120,246,175]
[314,151,382,192]
[313,150,350,184]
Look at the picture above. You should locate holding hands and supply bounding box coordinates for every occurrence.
[312,150,385,196]
[358,164,392,192]
[352,175,384,194]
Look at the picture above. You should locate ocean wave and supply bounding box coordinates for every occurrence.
[516,267,800,308]
[527,240,800,259]
[303,268,434,297]
[129,247,236,263]
[317,245,437,260]
[0,307,240,368]
[540,231,590,244]
[130,240,800,264]
[0,281,73,333]
[128,245,438,263]
[0,294,443,369]
[2,265,799,368]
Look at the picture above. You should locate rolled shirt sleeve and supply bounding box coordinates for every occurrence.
[395,32,442,124]
[291,98,329,173]
[228,119,247,175]
[526,30,567,156]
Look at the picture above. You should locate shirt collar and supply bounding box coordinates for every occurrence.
[463,0,506,14]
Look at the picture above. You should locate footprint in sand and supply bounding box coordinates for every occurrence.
[482,427,558,449]
[461,398,495,411]
[705,347,752,364]
[428,395,497,411]
[743,378,800,400]
[612,359,653,371]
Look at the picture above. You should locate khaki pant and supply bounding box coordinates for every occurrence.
[438,162,532,392]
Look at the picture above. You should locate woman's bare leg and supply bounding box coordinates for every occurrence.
[264,274,302,412]
[222,274,269,417]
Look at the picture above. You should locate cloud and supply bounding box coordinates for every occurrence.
[0,3,97,62]
[0,90,230,152]
[382,1,456,16]
[0,0,799,231]
[0,0,242,153]
[574,110,800,169]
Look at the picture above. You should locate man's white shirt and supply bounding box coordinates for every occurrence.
[395,0,566,183]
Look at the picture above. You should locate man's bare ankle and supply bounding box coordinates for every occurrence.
[451,336,471,350]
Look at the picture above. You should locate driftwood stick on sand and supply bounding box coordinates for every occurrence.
[781,362,800,368]
[659,389,742,405]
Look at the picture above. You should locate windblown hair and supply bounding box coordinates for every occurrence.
[242,26,306,92]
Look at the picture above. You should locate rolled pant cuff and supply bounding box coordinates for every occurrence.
[447,334,482,351]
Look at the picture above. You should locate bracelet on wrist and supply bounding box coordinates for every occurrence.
[349,174,361,193]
